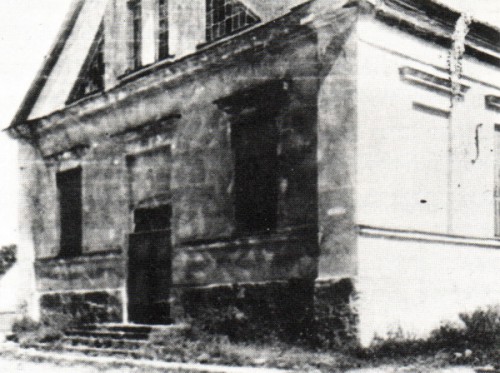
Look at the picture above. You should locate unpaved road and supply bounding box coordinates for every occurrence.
[0,356,479,373]
[0,357,199,373]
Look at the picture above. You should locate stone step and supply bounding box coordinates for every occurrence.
[82,324,154,334]
[65,329,150,340]
[60,344,145,358]
[62,335,148,350]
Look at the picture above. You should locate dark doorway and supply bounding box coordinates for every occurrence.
[127,205,172,324]
[57,167,82,258]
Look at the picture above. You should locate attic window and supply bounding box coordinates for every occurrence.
[158,0,169,60]
[67,26,104,104]
[206,0,260,43]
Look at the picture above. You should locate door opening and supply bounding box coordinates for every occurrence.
[127,205,172,325]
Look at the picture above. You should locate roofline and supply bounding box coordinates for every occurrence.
[7,0,500,134]
[7,0,86,131]
[373,0,500,55]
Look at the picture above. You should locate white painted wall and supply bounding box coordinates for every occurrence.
[357,234,500,345]
[356,17,500,345]
[357,16,500,237]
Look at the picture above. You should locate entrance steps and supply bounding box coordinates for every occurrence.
[40,323,190,358]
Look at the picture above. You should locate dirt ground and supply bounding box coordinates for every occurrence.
[0,357,117,373]
[0,356,480,373]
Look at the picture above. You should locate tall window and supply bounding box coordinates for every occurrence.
[206,0,260,43]
[57,168,82,258]
[232,113,278,233]
[158,0,169,60]
[129,0,142,69]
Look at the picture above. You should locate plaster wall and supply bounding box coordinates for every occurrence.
[357,16,500,237]
[357,234,500,345]
[356,17,500,345]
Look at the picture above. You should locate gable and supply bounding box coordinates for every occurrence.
[28,0,108,120]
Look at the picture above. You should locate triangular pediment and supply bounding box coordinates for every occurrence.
[26,0,108,120]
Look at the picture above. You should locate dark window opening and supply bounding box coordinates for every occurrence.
[158,0,169,60]
[134,205,171,233]
[206,0,260,43]
[57,168,82,258]
[232,114,278,234]
[129,0,142,69]
[66,26,104,103]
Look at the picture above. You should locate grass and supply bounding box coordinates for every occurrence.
[142,329,363,371]
[140,306,500,371]
[6,305,500,372]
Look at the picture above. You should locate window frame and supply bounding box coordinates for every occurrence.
[205,0,260,44]
[128,0,143,70]
[158,0,169,60]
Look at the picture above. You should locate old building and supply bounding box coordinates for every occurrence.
[8,0,500,345]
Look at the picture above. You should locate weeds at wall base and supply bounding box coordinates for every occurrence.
[6,305,499,371]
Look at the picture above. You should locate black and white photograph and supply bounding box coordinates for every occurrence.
[0,0,498,371]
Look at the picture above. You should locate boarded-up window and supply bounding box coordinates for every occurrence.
[232,113,278,233]
[158,0,169,60]
[57,168,82,257]
[206,0,260,43]
[127,147,171,208]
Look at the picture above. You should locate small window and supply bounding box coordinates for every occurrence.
[206,0,260,43]
[158,0,169,60]
[129,0,142,69]
[67,27,104,103]
[57,168,82,258]
[232,114,278,234]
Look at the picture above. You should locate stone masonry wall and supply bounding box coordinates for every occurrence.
[22,4,359,329]
[316,7,358,278]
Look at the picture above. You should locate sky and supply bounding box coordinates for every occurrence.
[0,0,498,245]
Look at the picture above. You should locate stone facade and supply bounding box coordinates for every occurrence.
[8,0,500,345]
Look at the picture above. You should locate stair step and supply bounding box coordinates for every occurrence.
[61,344,145,357]
[62,336,148,349]
[65,329,150,340]
[83,324,154,334]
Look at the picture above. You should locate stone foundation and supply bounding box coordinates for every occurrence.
[34,253,125,292]
[171,277,357,346]
[39,290,123,324]
[313,278,358,348]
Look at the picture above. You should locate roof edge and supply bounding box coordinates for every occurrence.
[7,0,86,131]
